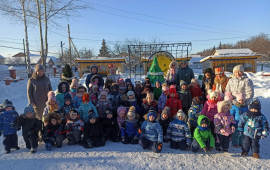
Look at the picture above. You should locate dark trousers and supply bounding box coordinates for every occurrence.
[190,126,196,138]
[67,130,81,145]
[191,138,210,153]
[3,133,18,151]
[215,134,230,150]
[139,137,161,153]
[104,128,118,142]
[242,135,260,153]
[170,140,187,150]
[122,135,138,144]
[84,137,104,148]
[23,133,38,149]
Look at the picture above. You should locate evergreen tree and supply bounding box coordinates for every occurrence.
[98,39,110,57]
[62,64,73,83]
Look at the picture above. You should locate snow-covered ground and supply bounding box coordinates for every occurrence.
[1,68,270,170]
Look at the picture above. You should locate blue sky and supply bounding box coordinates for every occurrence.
[0,0,269,58]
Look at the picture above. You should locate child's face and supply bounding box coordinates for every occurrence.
[164,90,169,96]
[136,84,141,88]
[107,114,113,119]
[90,118,96,123]
[192,81,198,86]
[70,113,77,120]
[178,116,185,121]
[145,82,151,87]
[111,69,116,74]
[238,99,245,104]
[170,93,175,98]
[147,96,153,103]
[210,96,217,101]
[93,87,98,92]
[50,100,56,105]
[5,107,13,111]
[182,85,187,90]
[156,82,160,88]
[250,108,258,112]
[149,115,155,122]
[128,95,134,100]
[83,101,88,104]
[100,95,106,100]
[65,100,71,106]
[51,119,57,125]
[94,78,99,83]
[205,73,211,79]
[201,123,208,127]
[78,89,85,96]
[222,105,230,113]
[26,112,33,118]
[162,114,168,120]
[128,85,133,91]
[119,111,126,118]
[216,73,224,79]
[92,68,97,74]
[128,116,134,121]
[62,84,67,92]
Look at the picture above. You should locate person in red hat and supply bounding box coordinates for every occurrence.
[165,85,182,118]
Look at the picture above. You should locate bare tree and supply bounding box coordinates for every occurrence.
[79,47,95,59]
[6,57,24,66]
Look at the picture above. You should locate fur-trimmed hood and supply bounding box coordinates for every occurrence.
[57,81,70,93]
[44,112,62,125]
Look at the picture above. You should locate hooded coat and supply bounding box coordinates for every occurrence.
[225,75,254,104]
[27,65,52,120]
[140,117,163,143]
[201,99,218,122]
[230,101,248,126]
[175,65,195,86]
[188,104,203,127]
[78,102,98,123]
[214,111,236,136]
[56,81,70,108]
[0,110,19,135]
[166,118,191,143]
[85,65,104,90]
[193,115,215,148]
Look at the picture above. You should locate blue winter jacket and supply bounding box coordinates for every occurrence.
[120,119,140,138]
[166,118,191,143]
[188,104,203,127]
[73,96,83,108]
[238,112,269,139]
[230,103,248,126]
[140,120,163,143]
[0,110,19,135]
[78,102,98,123]
[158,93,167,112]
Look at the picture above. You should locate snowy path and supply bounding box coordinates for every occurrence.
[0,72,270,170]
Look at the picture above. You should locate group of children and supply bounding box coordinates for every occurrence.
[0,75,269,159]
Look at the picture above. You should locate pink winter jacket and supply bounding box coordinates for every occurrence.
[214,112,236,136]
[201,100,218,122]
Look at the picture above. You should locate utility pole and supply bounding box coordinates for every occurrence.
[61,41,64,59]
[36,0,45,68]
[23,39,26,68]
[68,24,71,66]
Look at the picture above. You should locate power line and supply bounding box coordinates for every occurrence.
[0,45,61,56]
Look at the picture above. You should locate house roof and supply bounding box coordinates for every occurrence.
[213,48,254,55]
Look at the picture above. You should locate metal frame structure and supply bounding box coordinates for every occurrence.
[127,42,192,79]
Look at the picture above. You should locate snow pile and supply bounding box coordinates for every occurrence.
[0,71,270,170]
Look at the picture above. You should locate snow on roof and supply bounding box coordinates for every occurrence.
[75,57,126,61]
[214,48,254,55]
[189,56,204,64]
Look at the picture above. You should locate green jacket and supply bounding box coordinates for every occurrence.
[193,115,215,148]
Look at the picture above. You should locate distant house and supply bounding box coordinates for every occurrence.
[200,48,261,73]
[187,54,203,69]
[11,52,55,67]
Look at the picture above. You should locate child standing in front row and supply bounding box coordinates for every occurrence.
[230,93,248,148]
[214,100,236,152]
[0,99,20,154]
[16,104,41,153]
[238,99,269,159]
[166,110,191,150]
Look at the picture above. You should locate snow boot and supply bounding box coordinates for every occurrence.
[5,150,11,154]
[216,147,222,151]
[14,146,20,150]
[46,143,52,151]
[241,151,248,156]
[223,149,228,152]
[253,153,260,159]
[30,148,37,154]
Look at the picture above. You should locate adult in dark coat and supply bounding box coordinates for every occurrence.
[27,64,52,120]
[175,60,195,89]
[85,65,104,91]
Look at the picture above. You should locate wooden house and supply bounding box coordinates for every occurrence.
[200,48,260,73]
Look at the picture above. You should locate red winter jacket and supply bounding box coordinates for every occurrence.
[165,97,182,118]
[189,85,203,98]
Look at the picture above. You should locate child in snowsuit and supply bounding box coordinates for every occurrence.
[108,83,122,117]
[188,96,204,137]
[230,93,248,148]
[102,110,119,142]
[96,90,112,119]
[73,85,87,108]
[139,110,163,153]
[166,110,191,150]
[153,80,162,101]
[214,100,236,152]
[59,93,74,122]
[189,78,203,98]
[83,110,105,148]
[201,90,220,136]
[134,81,143,104]
[141,80,153,99]
[89,84,99,106]
[121,107,140,144]
[141,92,158,120]
[65,109,84,145]
[70,78,79,99]
[158,84,169,113]
[238,99,269,159]
[78,93,98,123]
[43,113,66,150]
[178,80,192,116]
[126,91,140,114]
[0,99,20,154]
[159,107,171,142]
[43,91,59,123]
[165,85,182,118]
[117,106,127,128]
[191,115,215,153]
[56,81,70,108]
[91,74,104,91]
[16,104,41,153]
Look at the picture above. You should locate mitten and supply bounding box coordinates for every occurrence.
[202,147,208,153]
[157,142,163,150]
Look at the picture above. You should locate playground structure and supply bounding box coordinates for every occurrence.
[127,42,192,79]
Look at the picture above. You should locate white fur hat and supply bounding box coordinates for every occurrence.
[233,65,244,73]
[176,109,186,119]
[217,100,232,113]
[208,90,219,98]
